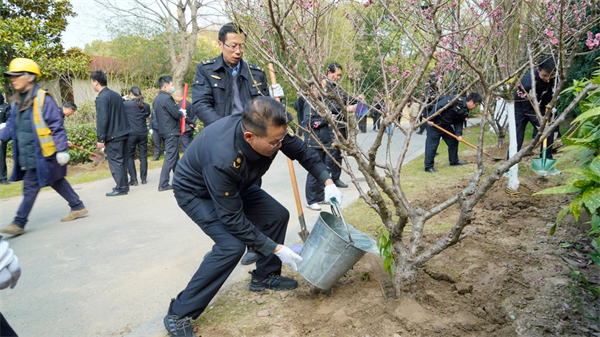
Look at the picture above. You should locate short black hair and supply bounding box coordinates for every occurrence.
[90,71,108,86]
[241,97,288,137]
[0,92,4,106]
[158,76,172,89]
[466,92,483,104]
[63,101,77,111]
[537,57,556,73]
[327,62,343,74]
[218,23,245,43]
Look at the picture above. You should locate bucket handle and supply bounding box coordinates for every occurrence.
[330,198,354,243]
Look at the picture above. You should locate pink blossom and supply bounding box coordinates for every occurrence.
[260,39,267,44]
[550,37,559,45]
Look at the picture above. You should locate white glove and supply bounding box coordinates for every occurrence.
[274,245,303,271]
[269,84,285,98]
[0,123,5,130]
[179,109,187,118]
[149,129,153,135]
[325,184,344,205]
[56,152,70,166]
[0,240,20,290]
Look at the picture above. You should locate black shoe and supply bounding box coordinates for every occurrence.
[106,190,128,196]
[163,314,195,337]
[249,272,298,292]
[334,179,348,188]
[129,180,139,186]
[151,158,160,161]
[158,185,173,192]
[241,249,259,265]
[416,131,423,135]
[141,179,148,185]
[0,180,9,185]
[425,168,438,173]
[450,161,468,166]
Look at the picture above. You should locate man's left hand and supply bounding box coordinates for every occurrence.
[179,109,187,118]
[457,136,462,141]
[96,142,105,149]
[269,84,284,98]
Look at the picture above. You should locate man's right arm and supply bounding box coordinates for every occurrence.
[95,95,108,143]
[192,64,220,126]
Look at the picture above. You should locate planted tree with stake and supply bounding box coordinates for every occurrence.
[228,0,600,293]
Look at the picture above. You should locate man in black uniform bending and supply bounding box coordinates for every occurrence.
[192,22,283,265]
[163,97,343,337]
[154,76,186,191]
[424,93,482,172]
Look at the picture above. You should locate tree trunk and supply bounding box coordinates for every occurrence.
[393,261,418,292]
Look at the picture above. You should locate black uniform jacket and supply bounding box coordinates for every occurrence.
[514,70,554,116]
[153,90,183,137]
[325,80,358,129]
[95,87,130,143]
[192,54,269,126]
[123,100,150,135]
[173,114,330,256]
[302,99,332,148]
[429,96,469,137]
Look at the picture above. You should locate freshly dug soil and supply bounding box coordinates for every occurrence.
[193,173,600,337]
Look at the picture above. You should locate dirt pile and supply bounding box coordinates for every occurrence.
[195,174,600,337]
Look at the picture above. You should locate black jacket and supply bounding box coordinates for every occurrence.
[428,96,469,137]
[324,80,358,130]
[95,87,130,143]
[0,103,10,124]
[177,100,196,135]
[514,70,554,116]
[172,114,330,256]
[123,100,150,135]
[153,90,183,137]
[302,99,331,148]
[192,55,269,126]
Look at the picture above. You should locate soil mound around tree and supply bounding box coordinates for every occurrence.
[195,174,600,337]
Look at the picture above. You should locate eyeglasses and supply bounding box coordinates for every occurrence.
[256,132,287,149]
[223,42,245,51]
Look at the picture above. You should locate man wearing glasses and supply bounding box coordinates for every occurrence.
[192,22,284,265]
[164,97,343,337]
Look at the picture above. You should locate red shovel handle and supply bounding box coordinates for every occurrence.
[180,83,189,135]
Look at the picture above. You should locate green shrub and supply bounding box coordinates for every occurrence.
[66,123,98,164]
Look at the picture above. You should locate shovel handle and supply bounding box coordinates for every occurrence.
[429,123,497,159]
[70,144,94,155]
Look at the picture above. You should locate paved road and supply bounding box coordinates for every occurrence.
[0,123,427,336]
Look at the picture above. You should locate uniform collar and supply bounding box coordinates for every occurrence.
[235,118,262,162]
[215,54,248,79]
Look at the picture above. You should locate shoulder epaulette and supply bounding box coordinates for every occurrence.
[249,64,263,71]
[201,58,216,65]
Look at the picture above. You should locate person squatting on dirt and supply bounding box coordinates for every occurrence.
[513,57,557,159]
[192,22,284,266]
[424,93,482,173]
[163,97,343,337]
[0,235,22,336]
[0,58,88,236]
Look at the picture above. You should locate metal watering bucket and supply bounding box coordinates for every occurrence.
[298,200,379,290]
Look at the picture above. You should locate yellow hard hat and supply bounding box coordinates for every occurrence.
[4,58,42,77]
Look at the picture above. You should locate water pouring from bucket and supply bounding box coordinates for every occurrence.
[297,199,380,291]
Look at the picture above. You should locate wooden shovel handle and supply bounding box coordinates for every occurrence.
[70,144,94,155]
[429,123,477,150]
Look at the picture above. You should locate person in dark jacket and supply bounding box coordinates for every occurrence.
[124,86,151,186]
[173,90,196,153]
[0,92,11,185]
[0,58,87,236]
[192,23,283,127]
[302,91,333,211]
[424,93,482,172]
[163,97,343,337]
[191,23,284,266]
[91,70,131,196]
[154,76,186,191]
[293,96,306,137]
[150,107,164,161]
[323,62,358,189]
[514,57,556,159]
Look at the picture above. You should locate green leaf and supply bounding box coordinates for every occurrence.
[592,156,600,176]
[564,168,600,183]
[549,223,557,235]
[572,195,584,221]
[573,106,600,124]
[534,185,582,195]
[574,179,594,189]
[583,186,600,212]
[556,207,571,223]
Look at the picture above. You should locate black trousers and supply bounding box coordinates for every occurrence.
[0,140,8,181]
[306,148,327,204]
[152,129,164,160]
[0,312,17,337]
[180,132,193,153]
[326,127,347,181]
[170,185,289,319]
[159,135,179,188]
[105,137,129,192]
[372,114,381,130]
[358,116,367,133]
[127,134,148,182]
[424,124,459,170]
[515,111,555,159]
